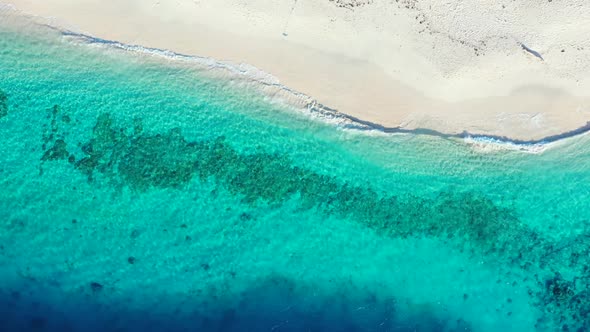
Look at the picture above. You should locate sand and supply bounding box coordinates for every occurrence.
[3,0,590,140]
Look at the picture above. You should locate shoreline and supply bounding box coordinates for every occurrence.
[2,1,590,149]
[51,25,590,151]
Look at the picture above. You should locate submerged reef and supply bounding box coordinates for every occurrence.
[74,113,203,188]
[0,89,7,118]
[40,105,73,172]
[38,108,590,331]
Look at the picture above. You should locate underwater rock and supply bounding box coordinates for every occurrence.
[535,272,590,331]
[41,139,69,161]
[133,117,143,135]
[0,90,7,118]
[75,155,101,180]
[90,282,103,292]
[118,133,202,190]
[130,229,141,239]
[42,105,61,145]
[67,113,205,190]
[38,105,76,176]
[545,273,574,302]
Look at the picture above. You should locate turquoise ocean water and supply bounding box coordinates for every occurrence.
[1,12,590,332]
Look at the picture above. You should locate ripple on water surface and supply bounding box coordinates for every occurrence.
[1,14,590,332]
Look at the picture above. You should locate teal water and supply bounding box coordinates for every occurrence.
[1,16,590,332]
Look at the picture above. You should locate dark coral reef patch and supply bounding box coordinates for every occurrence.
[0,89,8,118]
[37,108,590,331]
[39,105,73,174]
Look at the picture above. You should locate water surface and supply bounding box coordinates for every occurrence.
[1,15,590,332]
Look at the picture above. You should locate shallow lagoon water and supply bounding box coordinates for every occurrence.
[1,15,590,332]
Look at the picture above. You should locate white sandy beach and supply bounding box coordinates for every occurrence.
[3,0,590,140]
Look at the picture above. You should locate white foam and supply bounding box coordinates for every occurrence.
[2,8,586,154]
[49,28,590,154]
[463,136,547,154]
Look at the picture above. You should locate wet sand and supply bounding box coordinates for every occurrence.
[3,0,590,140]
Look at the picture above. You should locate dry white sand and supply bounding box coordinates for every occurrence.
[3,0,590,140]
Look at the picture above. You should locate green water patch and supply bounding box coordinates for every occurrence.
[0,89,8,118]
[33,105,590,330]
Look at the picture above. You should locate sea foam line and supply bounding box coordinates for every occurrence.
[56,29,588,153]
[52,27,377,129]
[3,6,589,153]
